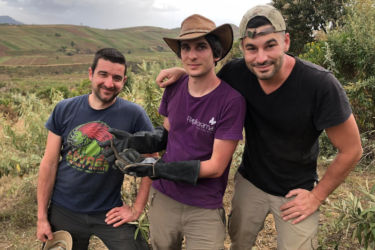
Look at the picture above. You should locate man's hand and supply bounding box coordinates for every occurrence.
[36,218,53,242]
[99,128,132,167]
[105,204,140,227]
[156,67,186,88]
[280,189,322,224]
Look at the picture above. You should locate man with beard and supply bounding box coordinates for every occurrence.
[155,5,363,250]
[36,48,152,249]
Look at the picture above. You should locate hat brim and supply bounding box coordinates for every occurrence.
[163,24,233,61]
[43,230,73,250]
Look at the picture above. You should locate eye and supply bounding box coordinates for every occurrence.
[245,45,257,52]
[98,71,108,77]
[265,42,277,50]
[181,44,189,51]
[197,43,208,50]
[113,76,123,82]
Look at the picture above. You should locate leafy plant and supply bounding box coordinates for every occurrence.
[319,182,375,249]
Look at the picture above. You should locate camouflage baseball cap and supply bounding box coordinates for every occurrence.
[239,5,286,39]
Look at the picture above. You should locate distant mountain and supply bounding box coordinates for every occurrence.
[0,16,23,25]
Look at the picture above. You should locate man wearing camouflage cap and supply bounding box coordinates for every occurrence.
[156,4,362,250]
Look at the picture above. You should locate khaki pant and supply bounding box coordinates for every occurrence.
[229,172,319,250]
[148,187,226,250]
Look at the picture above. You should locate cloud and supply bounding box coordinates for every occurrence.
[0,0,271,29]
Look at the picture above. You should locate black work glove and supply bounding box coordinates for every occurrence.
[99,126,168,167]
[115,149,200,185]
[99,128,132,167]
[129,126,168,154]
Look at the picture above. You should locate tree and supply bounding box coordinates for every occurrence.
[272,0,348,55]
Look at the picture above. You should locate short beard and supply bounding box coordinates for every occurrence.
[93,89,119,105]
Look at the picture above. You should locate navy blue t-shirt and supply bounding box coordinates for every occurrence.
[46,94,153,213]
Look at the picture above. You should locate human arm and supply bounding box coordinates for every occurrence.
[280,114,363,224]
[120,117,239,183]
[105,176,153,227]
[156,67,186,88]
[36,131,62,242]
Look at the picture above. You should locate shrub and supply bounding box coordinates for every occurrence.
[327,0,375,82]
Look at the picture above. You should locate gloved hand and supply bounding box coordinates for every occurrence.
[99,127,168,167]
[115,148,156,174]
[115,149,200,185]
[99,128,132,167]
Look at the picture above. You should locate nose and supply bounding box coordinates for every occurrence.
[103,77,114,88]
[255,49,267,64]
[187,48,198,60]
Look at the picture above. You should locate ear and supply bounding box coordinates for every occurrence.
[283,33,291,53]
[123,75,128,84]
[88,67,93,81]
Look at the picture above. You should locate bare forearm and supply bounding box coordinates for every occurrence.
[132,177,152,216]
[37,163,57,220]
[312,150,362,202]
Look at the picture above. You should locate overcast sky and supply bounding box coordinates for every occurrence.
[0,0,271,29]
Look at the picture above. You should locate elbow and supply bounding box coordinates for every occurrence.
[210,168,226,178]
[347,145,363,170]
[354,145,363,163]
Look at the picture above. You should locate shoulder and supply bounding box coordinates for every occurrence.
[295,57,342,89]
[296,57,330,75]
[53,95,86,111]
[163,74,189,97]
[220,58,247,73]
[115,98,147,113]
[295,57,335,82]
[216,80,246,107]
[166,74,188,90]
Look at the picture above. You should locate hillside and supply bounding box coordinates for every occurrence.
[0,25,178,57]
[0,24,239,66]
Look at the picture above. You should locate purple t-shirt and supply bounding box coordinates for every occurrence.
[152,74,246,209]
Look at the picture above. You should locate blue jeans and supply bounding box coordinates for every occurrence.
[48,203,149,250]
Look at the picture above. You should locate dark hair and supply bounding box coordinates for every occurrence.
[176,34,223,65]
[247,16,272,29]
[91,48,127,75]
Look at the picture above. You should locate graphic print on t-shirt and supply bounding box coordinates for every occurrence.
[186,115,216,134]
[66,121,112,173]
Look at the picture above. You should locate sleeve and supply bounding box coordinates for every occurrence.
[215,94,246,141]
[134,107,155,133]
[158,74,188,117]
[158,88,169,117]
[45,101,66,136]
[313,73,352,131]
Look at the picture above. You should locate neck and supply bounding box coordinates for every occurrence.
[258,54,295,94]
[188,71,220,97]
[88,93,116,110]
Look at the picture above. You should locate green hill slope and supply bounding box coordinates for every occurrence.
[0,25,179,56]
[0,24,238,67]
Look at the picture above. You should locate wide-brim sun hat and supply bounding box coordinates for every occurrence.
[163,14,233,61]
[43,230,73,250]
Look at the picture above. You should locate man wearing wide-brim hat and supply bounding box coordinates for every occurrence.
[110,14,246,249]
